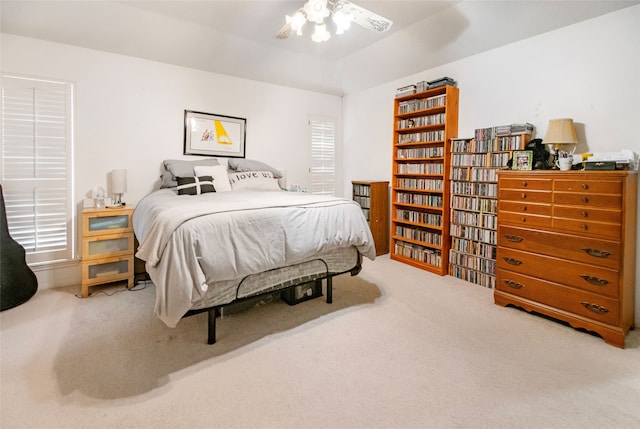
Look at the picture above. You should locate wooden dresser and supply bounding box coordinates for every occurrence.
[495,170,637,347]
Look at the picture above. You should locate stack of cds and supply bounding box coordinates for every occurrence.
[395,84,417,98]
[426,76,457,89]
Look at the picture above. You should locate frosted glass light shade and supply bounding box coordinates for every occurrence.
[112,169,127,194]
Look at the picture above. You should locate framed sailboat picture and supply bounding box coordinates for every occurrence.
[184,110,246,158]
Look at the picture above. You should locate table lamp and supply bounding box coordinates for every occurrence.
[543,118,578,169]
[111,169,127,206]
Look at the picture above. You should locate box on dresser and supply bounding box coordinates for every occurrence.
[494,170,637,348]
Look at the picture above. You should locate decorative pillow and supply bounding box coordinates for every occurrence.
[161,158,220,188]
[194,165,232,192]
[228,171,282,191]
[227,158,283,179]
[176,176,216,195]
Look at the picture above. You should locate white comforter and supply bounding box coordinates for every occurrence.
[133,189,375,327]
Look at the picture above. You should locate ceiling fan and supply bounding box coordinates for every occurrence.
[276,0,393,43]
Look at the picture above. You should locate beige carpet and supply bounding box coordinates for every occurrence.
[1,254,639,428]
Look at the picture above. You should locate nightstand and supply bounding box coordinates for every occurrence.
[81,206,135,298]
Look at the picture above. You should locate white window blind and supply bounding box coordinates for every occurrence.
[1,74,75,265]
[309,118,336,196]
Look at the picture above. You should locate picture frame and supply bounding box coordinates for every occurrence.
[512,150,533,171]
[184,110,246,158]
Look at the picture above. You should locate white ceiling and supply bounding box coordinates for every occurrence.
[1,0,638,95]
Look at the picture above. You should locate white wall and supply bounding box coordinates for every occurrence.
[1,34,342,288]
[343,5,640,325]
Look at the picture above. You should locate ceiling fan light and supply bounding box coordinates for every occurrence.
[287,12,307,35]
[304,0,330,24]
[311,23,331,43]
[333,10,353,34]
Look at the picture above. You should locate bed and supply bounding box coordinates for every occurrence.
[133,159,376,343]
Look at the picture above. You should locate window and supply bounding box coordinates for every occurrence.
[309,117,337,196]
[1,74,75,265]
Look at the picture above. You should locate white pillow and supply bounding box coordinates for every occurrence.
[194,165,232,192]
[228,171,282,191]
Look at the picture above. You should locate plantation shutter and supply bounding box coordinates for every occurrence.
[309,118,336,195]
[1,74,75,265]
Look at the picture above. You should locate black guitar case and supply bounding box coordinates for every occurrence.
[1,185,38,311]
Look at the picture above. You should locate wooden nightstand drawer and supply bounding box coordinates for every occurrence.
[82,232,134,260]
[497,247,619,298]
[499,189,552,204]
[497,225,621,269]
[496,269,619,326]
[82,208,133,236]
[82,255,133,286]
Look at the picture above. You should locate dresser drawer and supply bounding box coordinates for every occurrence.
[499,201,552,216]
[553,205,622,224]
[496,269,619,326]
[554,179,622,195]
[497,211,552,229]
[552,217,621,238]
[499,189,552,204]
[497,247,619,298]
[553,192,621,208]
[497,225,621,269]
[81,255,134,286]
[82,232,134,260]
[499,177,552,191]
[82,209,133,236]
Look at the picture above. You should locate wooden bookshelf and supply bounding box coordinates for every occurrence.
[390,85,459,275]
[352,181,389,256]
[448,126,532,287]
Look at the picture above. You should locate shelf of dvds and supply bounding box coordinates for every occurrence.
[390,85,459,275]
[352,181,389,256]
[448,127,532,288]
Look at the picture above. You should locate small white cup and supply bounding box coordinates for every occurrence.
[556,157,573,171]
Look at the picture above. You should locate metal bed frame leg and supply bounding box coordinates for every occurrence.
[207,308,218,344]
[326,276,333,304]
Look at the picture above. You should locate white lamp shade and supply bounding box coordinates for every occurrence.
[112,169,127,194]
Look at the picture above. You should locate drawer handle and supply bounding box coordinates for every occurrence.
[580,224,589,231]
[522,206,527,212]
[521,181,528,187]
[504,234,524,243]
[520,193,527,199]
[580,302,610,314]
[581,197,589,203]
[520,217,526,223]
[504,279,524,289]
[580,275,609,286]
[582,248,611,258]
[581,183,589,190]
[581,211,588,218]
[503,257,523,266]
